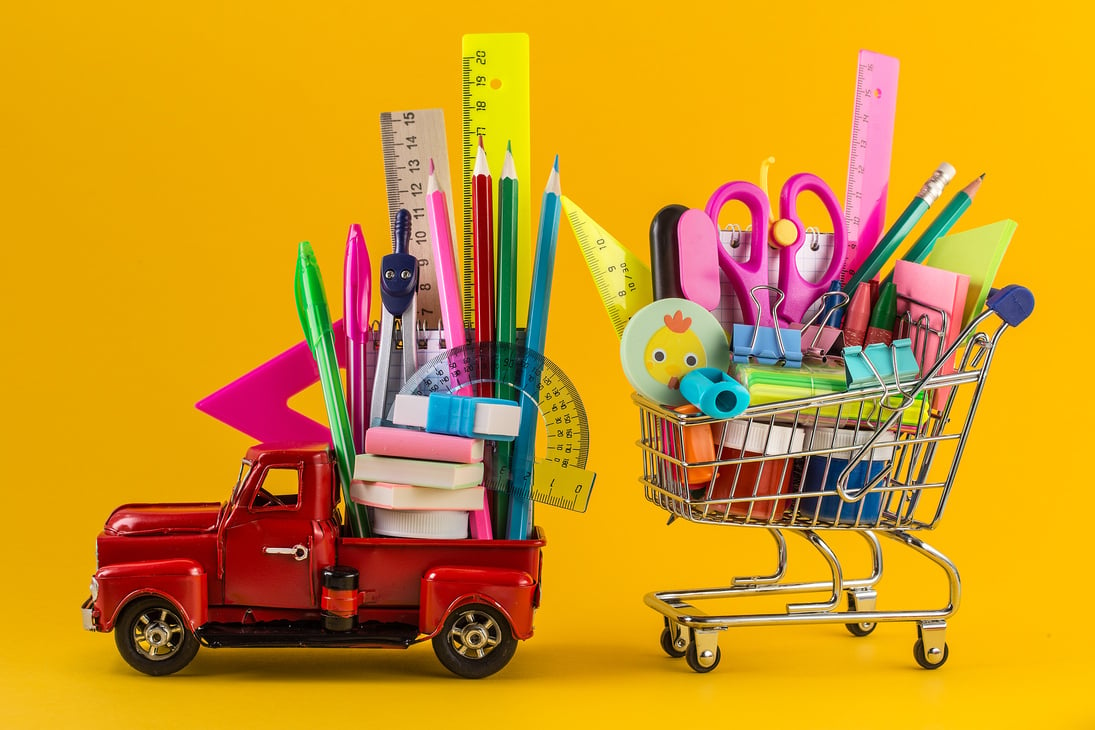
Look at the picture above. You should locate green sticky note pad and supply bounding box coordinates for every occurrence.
[926,219,1017,329]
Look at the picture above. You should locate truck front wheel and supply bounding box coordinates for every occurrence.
[114,597,199,676]
[432,603,517,679]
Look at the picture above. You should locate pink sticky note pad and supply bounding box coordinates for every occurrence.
[676,208,720,311]
[894,261,969,409]
[195,319,347,446]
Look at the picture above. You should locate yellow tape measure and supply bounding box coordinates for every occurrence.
[461,33,532,327]
[561,195,653,340]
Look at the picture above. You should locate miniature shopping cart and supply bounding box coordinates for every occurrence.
[635,285,1034,672]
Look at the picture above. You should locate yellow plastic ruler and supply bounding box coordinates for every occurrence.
[561,195,652,340]
[461,32,532,327]
[379,108,457,328]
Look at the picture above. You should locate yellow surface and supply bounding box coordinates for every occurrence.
[1,1,1090,728]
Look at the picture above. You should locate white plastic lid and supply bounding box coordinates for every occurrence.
[373,508,469,539]
[805,427,895,460]
[719,420,805,455]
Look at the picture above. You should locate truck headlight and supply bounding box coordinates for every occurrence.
[89,577,99,601]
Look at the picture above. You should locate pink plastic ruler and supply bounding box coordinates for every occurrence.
[840,50,899,286]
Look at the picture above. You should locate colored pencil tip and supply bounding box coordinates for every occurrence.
[507,140,512,153]
[553,154,559,172]
[429,158,435,175]
[979,173,985,180]
[478,134,485,149]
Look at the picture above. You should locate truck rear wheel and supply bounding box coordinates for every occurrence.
[432,603,517,679]
[114,597,199,676]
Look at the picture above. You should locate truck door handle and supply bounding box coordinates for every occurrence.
[262,544,309,561]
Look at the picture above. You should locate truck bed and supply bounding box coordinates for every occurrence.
[337,527,545,607]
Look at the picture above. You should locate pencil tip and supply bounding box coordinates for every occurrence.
[553,154,559,172]
[478,135,485,149]
[507,140,512,153]
[429,158,435,175]
[979,173,985,180]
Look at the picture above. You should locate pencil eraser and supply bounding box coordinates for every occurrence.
[393,393,520,440]
[364,426,485,464]
[392,394,430,429]
[354,453,484,489]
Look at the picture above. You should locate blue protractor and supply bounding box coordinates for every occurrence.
[394,341,595,513]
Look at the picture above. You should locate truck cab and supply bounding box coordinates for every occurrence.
[83,443,545,678]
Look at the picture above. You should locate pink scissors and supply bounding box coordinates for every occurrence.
[705,172,847,327]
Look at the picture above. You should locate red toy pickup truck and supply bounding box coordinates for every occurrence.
[81,443,545,678]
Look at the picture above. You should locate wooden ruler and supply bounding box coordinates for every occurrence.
[841,50,899,286]
[562,195,652,340]
[461,33,531,328]
[379,109,458,328]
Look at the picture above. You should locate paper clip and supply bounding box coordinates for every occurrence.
[731,285,803,367]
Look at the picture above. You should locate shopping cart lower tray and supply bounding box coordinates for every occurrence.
[635,286,1033,672]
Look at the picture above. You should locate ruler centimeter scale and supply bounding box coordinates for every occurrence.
[380,109,459,328]
[841,50,900,286]
[562,195,653,340]
[461,33,532,328]
[395,341,595,513]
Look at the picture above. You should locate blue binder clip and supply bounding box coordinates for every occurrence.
[843,338,920,390]
[731,286,803,367]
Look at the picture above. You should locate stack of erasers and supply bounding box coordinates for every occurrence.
[351,392,521,539]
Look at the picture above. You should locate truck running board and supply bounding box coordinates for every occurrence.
[196,620,421,649]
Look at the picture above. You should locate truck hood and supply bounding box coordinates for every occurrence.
[104,502,222,536]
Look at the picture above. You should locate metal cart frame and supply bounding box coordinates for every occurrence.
[636,286,1033,672]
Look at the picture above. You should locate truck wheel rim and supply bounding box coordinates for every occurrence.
[133,608,185,661]
[448,610,501,659]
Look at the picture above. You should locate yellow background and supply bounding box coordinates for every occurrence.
[2,1,1090,727]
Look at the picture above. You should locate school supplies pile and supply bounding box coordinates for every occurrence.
[195,33,596,542]
[567,49,1036,673]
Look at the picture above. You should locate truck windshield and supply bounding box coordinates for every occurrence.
[230,460,253,505]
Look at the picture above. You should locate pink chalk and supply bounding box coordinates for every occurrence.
[364,426,484,464]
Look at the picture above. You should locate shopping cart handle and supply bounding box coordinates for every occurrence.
[986,285,1034,327]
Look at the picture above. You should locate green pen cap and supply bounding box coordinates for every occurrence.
[868,281,897,330]
[295,242,333,352]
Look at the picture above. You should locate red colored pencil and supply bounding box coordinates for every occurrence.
[473,136,495,396]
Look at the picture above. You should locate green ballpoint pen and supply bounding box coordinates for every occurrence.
[295,241,371,538]
[880,174,985,286]
[844,163,955,294]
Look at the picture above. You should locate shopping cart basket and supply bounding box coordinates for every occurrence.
[636,285,1034,672]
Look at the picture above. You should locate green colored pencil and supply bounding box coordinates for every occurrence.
[492,142,519,533]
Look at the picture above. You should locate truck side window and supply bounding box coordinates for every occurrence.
[250,466,302,510]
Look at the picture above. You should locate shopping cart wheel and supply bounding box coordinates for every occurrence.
[912,639,949,670]
[845,621,877,637]
[660,627,687,658]
[685,642,721,673]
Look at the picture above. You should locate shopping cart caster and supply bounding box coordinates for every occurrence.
[913,622,949,669]
[660,625,687,659]
[684,632,721,673]
[844,589,877,637]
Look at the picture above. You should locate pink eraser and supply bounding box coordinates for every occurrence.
[364,426,485,464]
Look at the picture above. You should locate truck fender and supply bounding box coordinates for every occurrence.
[93,559,207,633]
[420,567,537,640]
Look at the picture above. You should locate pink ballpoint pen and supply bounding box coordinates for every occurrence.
[344,223,371,454]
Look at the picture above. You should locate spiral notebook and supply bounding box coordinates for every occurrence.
[713,229,839,329]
